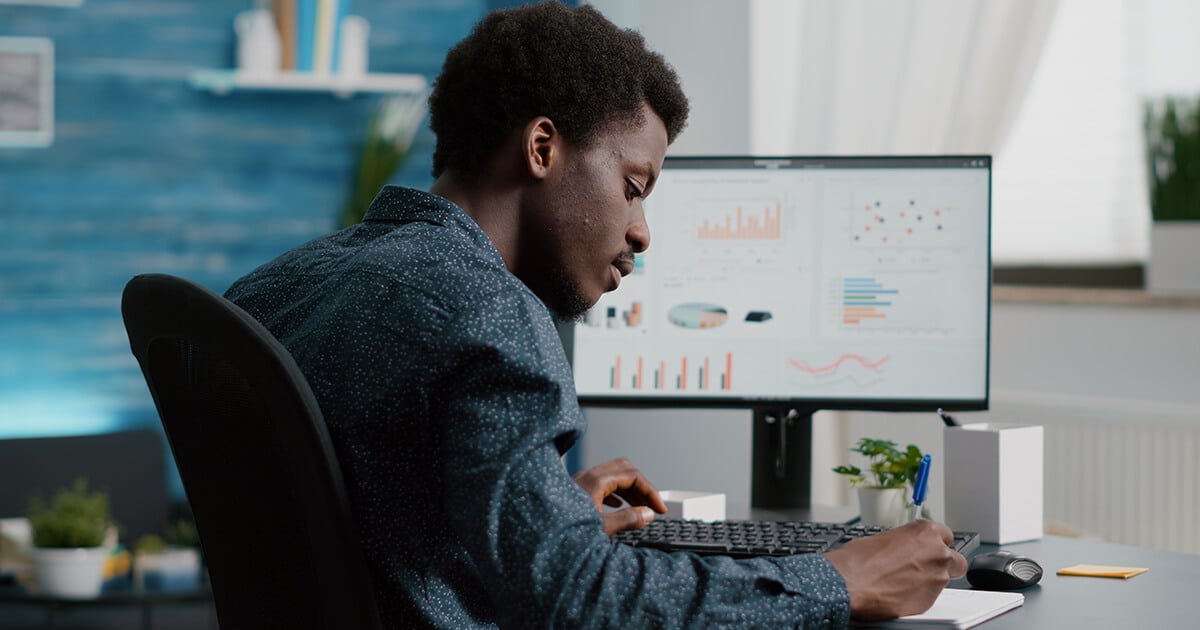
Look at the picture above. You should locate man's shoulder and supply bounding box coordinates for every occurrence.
[362,221,524,310]
[227,219,527,319]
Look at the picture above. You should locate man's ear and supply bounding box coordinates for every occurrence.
[523,116,558,181]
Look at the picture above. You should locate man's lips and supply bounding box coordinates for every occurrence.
[613,257,635,277]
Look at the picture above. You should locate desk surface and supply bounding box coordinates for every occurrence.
[950,535,1199,629]
[739,508,1199,628]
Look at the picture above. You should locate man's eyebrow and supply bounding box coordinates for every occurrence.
[641,162,658,190]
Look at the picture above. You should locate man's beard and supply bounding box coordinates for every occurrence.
[543,264,592,322]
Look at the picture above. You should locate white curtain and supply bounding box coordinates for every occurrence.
[750,0,1059,155]
[991,0,1150,264]
[750,0,1161,265]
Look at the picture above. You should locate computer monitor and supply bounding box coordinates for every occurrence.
[563,155,991,510]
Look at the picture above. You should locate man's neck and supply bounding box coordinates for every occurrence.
[430,172,521,275]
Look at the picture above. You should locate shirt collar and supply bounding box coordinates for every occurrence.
[363,186,503,265]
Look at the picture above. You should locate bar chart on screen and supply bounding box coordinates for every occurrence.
[607,352,734,392]
[695,199,783,241]
[825,274,960,336]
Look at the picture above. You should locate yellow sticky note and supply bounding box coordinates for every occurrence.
[1056,564,1149,579]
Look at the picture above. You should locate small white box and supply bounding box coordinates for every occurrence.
[660,490,726,522]
[944,423,1043,544]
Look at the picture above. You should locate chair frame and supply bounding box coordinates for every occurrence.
[122,273,382,629]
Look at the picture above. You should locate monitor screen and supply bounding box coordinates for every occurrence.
[567,155,991,411]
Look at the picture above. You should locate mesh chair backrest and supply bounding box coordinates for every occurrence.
[122,273,381,629]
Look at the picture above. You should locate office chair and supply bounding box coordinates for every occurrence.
[121,273,382,629]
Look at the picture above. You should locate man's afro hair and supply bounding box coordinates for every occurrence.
[429,1,689,183]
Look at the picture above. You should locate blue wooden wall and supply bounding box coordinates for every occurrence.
[0,0,500,472]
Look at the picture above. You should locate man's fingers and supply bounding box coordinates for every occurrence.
[949,550,968,578]
[619,476,668,513]
[602,506,655,536]
[574,458,667,514]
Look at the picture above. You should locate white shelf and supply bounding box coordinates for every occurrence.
[189,69,427,98]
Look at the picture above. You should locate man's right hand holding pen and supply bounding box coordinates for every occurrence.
[825,414,966,620]
[826,520,967,620]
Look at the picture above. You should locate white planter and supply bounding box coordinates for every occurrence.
[1148,222,1200,293]
[134,547,201,593]
[33,547,109,599]
[856,487,909,528]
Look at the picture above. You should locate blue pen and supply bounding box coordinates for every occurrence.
[910,454,932,522]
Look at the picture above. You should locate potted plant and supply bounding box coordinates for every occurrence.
[833,438,925,527]
[132,517,202,593]
[26,477,114,598]
[339,93,427,228]
[1144,94,1200,293]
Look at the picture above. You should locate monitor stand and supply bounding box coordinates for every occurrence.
[751,407,814,510]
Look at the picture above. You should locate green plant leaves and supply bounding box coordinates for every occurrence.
[1145,96,1200,222]
[340,94,428,228]
[27,477,111,549]
[832,438,924,489]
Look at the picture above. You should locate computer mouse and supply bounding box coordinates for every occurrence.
[966,550,1043,590]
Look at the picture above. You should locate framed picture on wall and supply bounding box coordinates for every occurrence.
[0,37,54,148]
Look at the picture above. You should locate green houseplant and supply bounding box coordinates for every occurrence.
[833,438,925,527]
[339,93,427,228]
[1143,95,1200,292]
[1145,96,1200,223]
[26,478,114,598]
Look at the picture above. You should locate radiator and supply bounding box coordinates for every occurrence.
[1001,390,1200,554]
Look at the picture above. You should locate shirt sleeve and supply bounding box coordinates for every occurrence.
[430,292,851,629]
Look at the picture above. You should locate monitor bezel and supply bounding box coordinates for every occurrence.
[567,154,992,413]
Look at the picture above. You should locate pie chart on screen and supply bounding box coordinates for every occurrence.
[667,303,729,329]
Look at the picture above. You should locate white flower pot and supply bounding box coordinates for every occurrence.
[33,547,109,599]
[856,487,909,528]
[1148,222,1200,293]
[134,547,201,593]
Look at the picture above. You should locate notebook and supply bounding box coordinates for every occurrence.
[849,588,1024,630]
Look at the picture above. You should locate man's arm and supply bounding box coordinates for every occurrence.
[430,294,852,628]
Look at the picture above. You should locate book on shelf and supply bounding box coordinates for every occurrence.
[289,0,350,75]
[272,0,296,70]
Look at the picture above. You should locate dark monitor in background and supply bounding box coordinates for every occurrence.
[563,155,991,511]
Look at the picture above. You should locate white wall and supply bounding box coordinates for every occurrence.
[842,300,1200,525]
[587,0,751,155]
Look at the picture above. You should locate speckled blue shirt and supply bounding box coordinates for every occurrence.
[225,186,851,629]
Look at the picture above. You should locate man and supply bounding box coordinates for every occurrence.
[227,2,965,627]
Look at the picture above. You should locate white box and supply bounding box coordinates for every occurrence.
[944,423,1043,544]
[660,490,726,522]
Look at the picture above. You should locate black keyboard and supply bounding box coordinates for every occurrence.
[614,519,981,559]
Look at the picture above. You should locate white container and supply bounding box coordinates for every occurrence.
[235,9,281,76]
[338,15,370,77]
[660,490,725,522]
[33,547,109,599]
[944,423,1043,544]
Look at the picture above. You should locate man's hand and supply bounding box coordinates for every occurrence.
[572,458,667,536]
[824,519,968,620]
